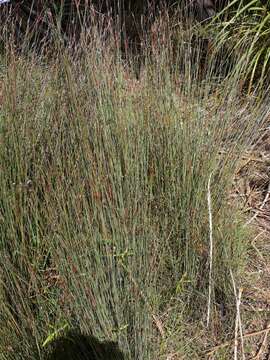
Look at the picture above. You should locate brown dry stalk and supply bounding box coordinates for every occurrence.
[244,181,270,227]
[205,324,270,357]
[251,325,269,360]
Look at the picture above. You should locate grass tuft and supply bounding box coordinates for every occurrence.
[0,15,269,359]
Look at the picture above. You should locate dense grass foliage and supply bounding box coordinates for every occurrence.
[0,17,269,360]
[210,0,270,92]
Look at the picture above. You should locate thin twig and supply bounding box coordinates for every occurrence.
[206,172,213,328]
[205,325,270,356]
[244,181,270,227]
[152,314,165,338]
[230,269,245,360]
[166,352,184,360]
[237,288,245,360]
[251,323,269,360]
[230,269,239,360]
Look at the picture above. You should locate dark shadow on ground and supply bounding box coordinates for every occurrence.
[45,330,125,360]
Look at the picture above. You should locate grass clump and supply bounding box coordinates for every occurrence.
[210,0,270,93]
[0,22,268,359]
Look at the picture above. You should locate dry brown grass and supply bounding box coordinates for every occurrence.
[225,126,270,359]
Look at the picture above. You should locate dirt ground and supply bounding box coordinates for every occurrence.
[206,125,270,359]
[237,126,270,359]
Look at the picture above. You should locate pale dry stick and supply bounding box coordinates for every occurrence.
[244,181,270,227]
[252,229,266,244]
[152,314,165,339]
[233,282,245,360]
[205,324,270,356]
[251,322,269,360]
[230,270,245,360]
[237,288,245,360]
[230,269,239,360]
[251,229,267,261]
[166,352,184,360]
[206,172,213,328]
